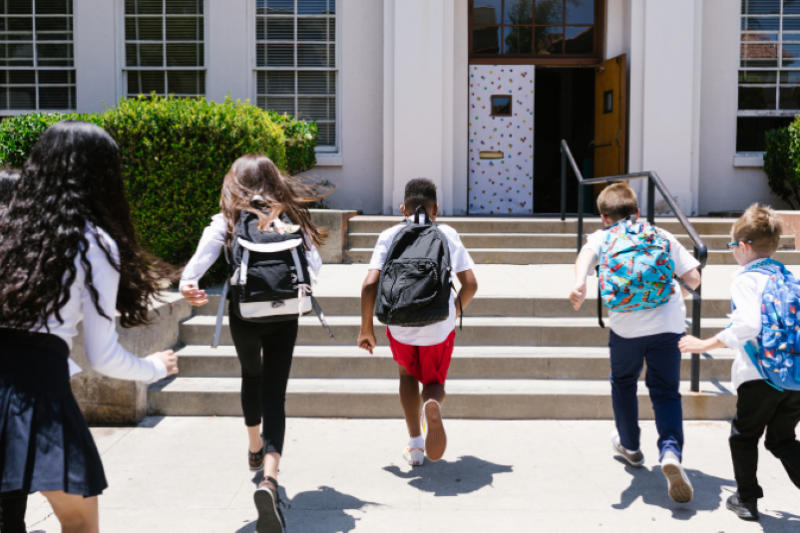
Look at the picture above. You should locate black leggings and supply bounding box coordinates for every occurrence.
[229,313,299,456]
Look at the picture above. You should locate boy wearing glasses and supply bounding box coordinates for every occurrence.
[680,204,800,521]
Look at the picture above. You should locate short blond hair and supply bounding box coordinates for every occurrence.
[731,204,783,257]
[597,181,638,222]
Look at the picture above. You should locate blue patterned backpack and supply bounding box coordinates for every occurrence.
[734,259,800,391]
[598,217,675,318]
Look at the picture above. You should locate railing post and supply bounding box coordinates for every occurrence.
[577,184,584,253]
[647,178,655,226]
[691,255,702,392]
[561,146,567,221]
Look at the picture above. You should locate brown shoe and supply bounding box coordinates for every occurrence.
[422,400,447,461]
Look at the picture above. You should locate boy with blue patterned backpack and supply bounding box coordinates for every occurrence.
[570,182,701,503]
[680,204,800,521]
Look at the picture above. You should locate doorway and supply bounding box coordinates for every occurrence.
[533,67,595,214]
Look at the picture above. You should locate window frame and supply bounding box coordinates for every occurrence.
[117,0,209,101]
[249,0,341,154]
[737,1,800,156]
[468,0,605,65]
[0,0,77,115]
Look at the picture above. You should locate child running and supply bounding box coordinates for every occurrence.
[357,178,478,466]
[0,121,179,533]
[569,182,701,503]
[679,205,800,521]
[180,154,326,533]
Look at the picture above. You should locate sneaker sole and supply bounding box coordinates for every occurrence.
[725,500,759,521]
[254,489,284,533]
[249,460,265,472]
[424,402,447,462]
[662,463,694,504]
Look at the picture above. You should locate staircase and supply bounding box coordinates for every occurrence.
[148,216,799,420]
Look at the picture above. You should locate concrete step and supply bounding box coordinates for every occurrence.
[347,216,744,236]
[179,315,730,347]
[343,247,800,265]
[347,232,795,251]
[175,344,735,380]
[147,377,736,419]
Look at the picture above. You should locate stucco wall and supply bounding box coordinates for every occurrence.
[698,0,788,214]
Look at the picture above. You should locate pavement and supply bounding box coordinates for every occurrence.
[22,417,800,532]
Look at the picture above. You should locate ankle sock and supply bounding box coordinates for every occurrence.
[410,435,424,449]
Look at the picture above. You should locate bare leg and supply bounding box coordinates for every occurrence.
[422,383,446,405]
[41,491,99,533]
[261,452,281,490]
[398,366,422,437]
[247,424,263,454]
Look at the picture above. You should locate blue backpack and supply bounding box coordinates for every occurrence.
[598,217,675,313]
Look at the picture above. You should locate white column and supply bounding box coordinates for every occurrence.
[206,0,250,103]
[74,0,118,113]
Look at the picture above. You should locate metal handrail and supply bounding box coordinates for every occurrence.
[560,139,708,392]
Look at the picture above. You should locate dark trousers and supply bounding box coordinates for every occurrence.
[0,491,27,533]
[609,330,684,462]
[730,380,800,503]
[229,313,299,456]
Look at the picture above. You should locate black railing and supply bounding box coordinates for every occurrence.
[560,140,709,392]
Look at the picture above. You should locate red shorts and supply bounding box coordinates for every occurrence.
[386,328,455,386]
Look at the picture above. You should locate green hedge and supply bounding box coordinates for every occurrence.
[765,118,800,210]
[0,96,320,286]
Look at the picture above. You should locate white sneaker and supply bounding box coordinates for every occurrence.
[610,431,645,467]
[422,399,447,461]
[661,451,693,503]
[403,445,425,466]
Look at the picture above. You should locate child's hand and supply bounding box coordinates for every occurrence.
[569,282,587,310]
[357,331,377,354]
[153,349,179,375]
[678,335,709,354]
[181,284,208,307]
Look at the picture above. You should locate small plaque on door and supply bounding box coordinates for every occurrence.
[479,151,505,159]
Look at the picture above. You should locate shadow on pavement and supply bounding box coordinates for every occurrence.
[236,485,377,533]
[759,509,800,532]
[383,455,513,496]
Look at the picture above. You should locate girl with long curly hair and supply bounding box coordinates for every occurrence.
[0,121,178,533]
[180,153,328,533]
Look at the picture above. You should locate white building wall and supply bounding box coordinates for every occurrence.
[74,0,118,113]
[697,0,788,214]
[207,0,249,103]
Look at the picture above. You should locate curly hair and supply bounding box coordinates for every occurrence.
[0,120,173,331]
[220,154,329,250]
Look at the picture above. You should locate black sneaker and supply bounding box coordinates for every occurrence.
[726,493,759,521]
[255,476,290,533]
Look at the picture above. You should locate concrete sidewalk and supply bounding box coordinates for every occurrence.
[22,417,800,532]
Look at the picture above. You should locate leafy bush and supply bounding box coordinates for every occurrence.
[265,110,317,173]
[0,112,102,167]
[765,120,800,209]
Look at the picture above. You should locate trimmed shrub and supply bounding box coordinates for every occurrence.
[765,119,800,209]
[0,112,102,168]
[265,110,318,173]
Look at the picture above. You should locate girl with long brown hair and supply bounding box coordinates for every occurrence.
[180,153,327,533]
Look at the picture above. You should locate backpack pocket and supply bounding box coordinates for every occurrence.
[244,255,298,301]
[381,259,440,313]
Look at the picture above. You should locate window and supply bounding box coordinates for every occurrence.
[0,0,75,112]
[124,0,205,98]
[738,0,800,152]
[491,95,512,115]
[255,0,338,150]
[470,0,600,58]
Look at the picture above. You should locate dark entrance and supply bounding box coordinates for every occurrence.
[533,67,595,214]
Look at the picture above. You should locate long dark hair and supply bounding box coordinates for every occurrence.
[0,120,171,330]
[220,154,329,249]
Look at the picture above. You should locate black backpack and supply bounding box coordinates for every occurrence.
[374,207,462,328]
[211,211,332,347]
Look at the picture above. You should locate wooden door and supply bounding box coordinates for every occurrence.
[593,54,627,186]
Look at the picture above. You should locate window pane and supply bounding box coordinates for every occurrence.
[740,70,777,83]
[166,43,202,66]
[741,41,779,59]
[39,69,73,84]
[535,26,563,54]
[38,86,72,109]
[35,0,72,15]
[742,17,779,30]
[741,58,779,66]
[297,43,327,67]
[167,70,204,94]
[316,123,335,147]
[783,17,800,30]
[784,32,800,40]
[504,26,532,54]
[298,96,334,120]
[739,86,777,109]
[266,18,293,40]
[565,26,593,53]
[36,17,70,32]
[128,43,163,66]
[783,43,800,65]
[742,0,780,15]
[166,17,203,41]
[297,0,331,15]
[737,116,793,151]
[5,1,33,15]
[298,70,333,94]
[3,70,35,83]
[742,31,778,42]
[474,0,502,25]
[781,70,800,83]
[535,0,563,25]
[8,87,35,108]
[266,43,294,66]
[126,16,162,41]
[266,0,294,15]
[166,0,203,15]
[128,70,165,94]
[779,86,800,107]
[472,26,501,54]
[265,70,294,94]
[505,0,533,24]
[126,0,162,15]
[263,96,294,115]
[6,16,33,32]
[36,42,73,66]
[786,0,800,15]
[565,0,594,25]
[298,18,328,41]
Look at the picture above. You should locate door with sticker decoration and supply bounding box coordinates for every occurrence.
[468,64,534,215]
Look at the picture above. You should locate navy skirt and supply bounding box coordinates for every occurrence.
[0,329,107,497]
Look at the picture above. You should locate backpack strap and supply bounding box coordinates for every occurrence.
[310,295,334,338]
[414,205,433,226]
[596,265,604,329]
[211,279,230,349]
[450,282,463,331]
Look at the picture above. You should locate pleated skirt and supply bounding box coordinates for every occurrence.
[0,329,107,497]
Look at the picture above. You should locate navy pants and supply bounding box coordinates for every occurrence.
[609,330,684,462]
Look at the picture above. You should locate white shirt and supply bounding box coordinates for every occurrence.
[23,224,167,384]
[584,227,700,339]
[715,258,772,391]
[180,213,323,290]
[368,216,476,346]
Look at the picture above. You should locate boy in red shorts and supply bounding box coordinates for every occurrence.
[358,178,478,466]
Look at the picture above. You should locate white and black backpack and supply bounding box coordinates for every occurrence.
[211,211,332,347]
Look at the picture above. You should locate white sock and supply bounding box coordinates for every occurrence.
[409,435,424,449]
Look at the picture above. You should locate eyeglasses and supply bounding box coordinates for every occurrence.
[726,240,752,252]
